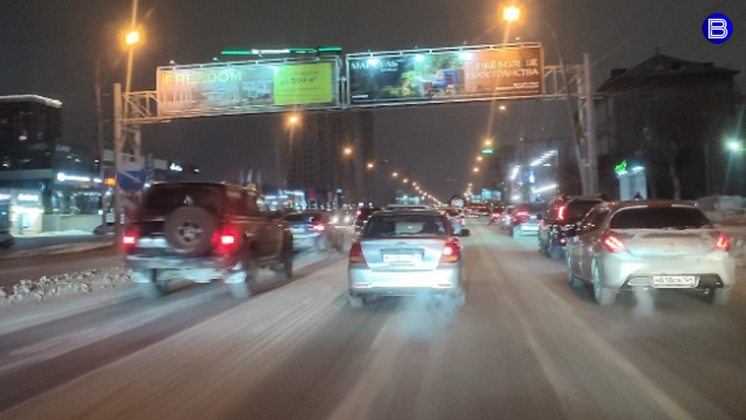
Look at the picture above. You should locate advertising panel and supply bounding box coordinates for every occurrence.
[347,45,543,106]
[157,59,339,117]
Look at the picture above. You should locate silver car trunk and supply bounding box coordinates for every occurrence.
[360,238,447,271]
[612,229,718,258]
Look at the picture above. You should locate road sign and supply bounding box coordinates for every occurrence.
[481,148,494,154]
[117,162,147,192]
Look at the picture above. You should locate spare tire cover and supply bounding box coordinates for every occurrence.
[164,206,218,257]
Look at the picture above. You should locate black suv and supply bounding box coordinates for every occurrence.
[538,195,604,260]
[125,182,293,298]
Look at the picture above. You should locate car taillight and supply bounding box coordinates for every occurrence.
[557,205,566,221]
[122,232,136,247]
[312,223,326,232]
[714,234,730,252]
[514,210,528,218]
[441,242,460,263]
[602,234,626,253]
[221,233,236,246]
[349,242,366,264]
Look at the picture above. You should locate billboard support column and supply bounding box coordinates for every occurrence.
[583,53,598,195]
[113,83,124,242]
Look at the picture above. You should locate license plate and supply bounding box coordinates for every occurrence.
[383,253,421,264]
[652,275,698,288]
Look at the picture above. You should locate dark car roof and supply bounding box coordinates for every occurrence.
[375,210,445,216]
[605,200,698,211]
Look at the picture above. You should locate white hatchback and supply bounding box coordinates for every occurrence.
[565,201,736,306]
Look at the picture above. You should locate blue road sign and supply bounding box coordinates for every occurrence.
[117,162,147,192]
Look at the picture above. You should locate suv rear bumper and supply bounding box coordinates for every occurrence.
[127,254,239,271]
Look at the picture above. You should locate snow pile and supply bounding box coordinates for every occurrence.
[0,267,133,305]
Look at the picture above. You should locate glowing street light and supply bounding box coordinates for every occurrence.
[728,141,742,152]
[367,162,375,169]
[476,156,483,162]
[403,178,409,184]
[473,167,480,173]
[502,5,521,23]
[343,146,353,156]
[125,30,141,46]
[288,114,300,125]
[392,172,399,178]
[484,139,493,147]
[499,104,507,111]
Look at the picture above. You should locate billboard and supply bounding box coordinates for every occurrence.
[347,44,544,106]
[156,58,340,117]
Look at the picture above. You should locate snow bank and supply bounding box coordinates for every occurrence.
[0,267,133,305]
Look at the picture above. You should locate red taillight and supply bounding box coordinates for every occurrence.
[557,205,566,221]
[221,233,236,246]
[349,242,366,264]
[714,234,730,252]
[602,234,626,253]
[122,233,136,246]
[312,224,326,232]
[441,242,460,263]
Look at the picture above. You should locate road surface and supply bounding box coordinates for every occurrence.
[1,223,745,419]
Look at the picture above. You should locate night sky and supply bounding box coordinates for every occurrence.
[2,0,745,200]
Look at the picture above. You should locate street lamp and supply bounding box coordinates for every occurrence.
[392,171,399,178]
[288,114,300,125]
[499,104,507,111]
[473,167,480,173]
[125,30,141,46]
[343,146,353,156]
[484,139,493,147]
[367,162,375,169]
[477,156,483,162]
[502,5,521,23]
[403,178,409,184]
[412,182,418,186]
[728,141,742,152]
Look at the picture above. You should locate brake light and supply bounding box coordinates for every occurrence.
[602,234,626,253]
[312,224,326,232]
[714,234,730,252]
[441,242,460,263]
[221,233,236,246]
[514,210,528,218]
[122,233,136,246]
[557,205,566,221]
[349,242,366,264]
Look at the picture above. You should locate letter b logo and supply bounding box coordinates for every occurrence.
[703,13,733,44]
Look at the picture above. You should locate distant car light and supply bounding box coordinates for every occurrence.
[714,234,730,252]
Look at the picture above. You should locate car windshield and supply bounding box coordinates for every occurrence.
[566,200,602,222]
[609,206,713,229]
[364,214,448,237]
[140,186,220,218]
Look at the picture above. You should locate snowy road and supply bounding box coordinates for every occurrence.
[1,223,746,419]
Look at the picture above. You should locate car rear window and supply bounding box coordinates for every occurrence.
[517,202,547,213]
[364,214,448,237]
[140,185,220,218]
[566,200,602,222]
[284,213,323,223]
[609,206,712,229]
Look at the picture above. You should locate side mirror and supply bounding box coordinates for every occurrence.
[460,229,471,237]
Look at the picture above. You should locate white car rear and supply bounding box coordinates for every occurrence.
[347,211,465,308]
[566,201,735,306]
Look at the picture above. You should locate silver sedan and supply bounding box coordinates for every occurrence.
[565,201,735,306]
[347,210,466,308]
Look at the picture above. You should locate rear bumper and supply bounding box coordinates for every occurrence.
[349,264,462,296]
[599,253,736,290]
[127,254,238,271]
[515,223,540,235]
[292,234,322,249]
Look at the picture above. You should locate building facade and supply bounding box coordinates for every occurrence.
[285,111,374,208]
[596,54,740,199]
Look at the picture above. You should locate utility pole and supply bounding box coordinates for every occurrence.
[584,53,599,194]
[113,83,123,241]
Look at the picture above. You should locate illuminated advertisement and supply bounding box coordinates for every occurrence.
[347,44,544,106]
[157,58,340,117]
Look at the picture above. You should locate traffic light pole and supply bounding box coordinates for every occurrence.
[583,53,599,194]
